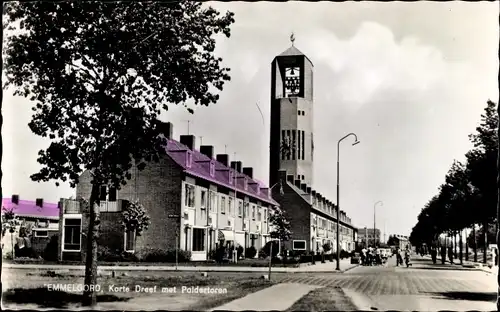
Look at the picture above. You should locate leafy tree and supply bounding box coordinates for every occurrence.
[121,200,151,237]
[3,1,234,306]
[269,206,292,258]
[387,235,398,246]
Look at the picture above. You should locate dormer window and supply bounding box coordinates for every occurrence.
[186,151,193,168]
[209,161,215,177]
[244,178,248,190]
[229,170,234,184]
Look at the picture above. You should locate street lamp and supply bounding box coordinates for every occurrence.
[336,132,360,271]
[374,201,383,247]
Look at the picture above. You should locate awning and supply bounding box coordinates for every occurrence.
[218,229,235,241]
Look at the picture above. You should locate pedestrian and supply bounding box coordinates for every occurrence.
[441,246,446,264]
[448,246,454,264]
[431,246,437,264]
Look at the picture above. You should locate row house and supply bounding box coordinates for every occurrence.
[58,122,279,262]
[272,169,357,254]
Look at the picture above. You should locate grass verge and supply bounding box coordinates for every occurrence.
[2,271,275,310]
[286,286,358,311]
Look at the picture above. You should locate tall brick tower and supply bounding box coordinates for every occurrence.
[269,35,314,187]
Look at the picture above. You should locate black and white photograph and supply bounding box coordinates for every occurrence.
[1,1,499,311]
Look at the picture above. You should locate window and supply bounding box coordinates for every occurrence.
[286,130,291,160]
[297,128,301,160]
[302,111,305,116]
[192,228,205,252]
[292,130,296,160]
[124,229,135,252]
[252,205,256,220]
[209,191,217,213]
[200,190,207,209]
[293,240,306,250]
[257,207,261,221]
[301,175,304,180]
[229,170,234,184]
[186,152,193,168]
[220,196,226,214]
[298,110,301,115]
[284,66,300,97]
[228,197,233,215]
[244,202,249,218]
[263,208,267,222]
[99,185,107,201]
[184,184,195,208]
[108,187,117,201]
[210,162,215,177]
[63,218,81,251]
[281,130,286,160]
[301,131,305,160]
[238,200,243,217]
[34,230,48,237]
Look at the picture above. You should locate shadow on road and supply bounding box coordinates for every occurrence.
[411,266,479,272]
[2,287,130,308]
[427,291,497,302]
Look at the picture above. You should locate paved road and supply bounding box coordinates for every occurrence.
[274,255,497,311]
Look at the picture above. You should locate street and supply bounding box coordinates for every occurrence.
[274,255,497,311]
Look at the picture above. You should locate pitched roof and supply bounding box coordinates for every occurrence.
[166,139,279,206]
[2,199,60,219]
[276,45,314,66]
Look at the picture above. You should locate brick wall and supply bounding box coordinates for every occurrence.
[75,155,183,258]
[32,230,58,256]
[271,181,311,251]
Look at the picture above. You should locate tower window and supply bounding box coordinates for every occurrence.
[292,130,296,160]
[298,110,301,116]
[297,174,300,179]
[302,175,305,180]
[302,111,305,116]
[301,131,305,160]
[286,130,291,160]
[297,128,301,160]
[281,130,286,160]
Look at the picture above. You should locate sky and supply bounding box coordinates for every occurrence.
[2,2,499,238]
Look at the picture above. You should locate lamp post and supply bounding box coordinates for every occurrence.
[336,132,360,271]
[374,201,383,247]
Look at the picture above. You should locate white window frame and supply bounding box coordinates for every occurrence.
[34,230,49,238]
[210,161,215,177]
[238,200,243,217]
[293,240,307,251]
[209,191,217,213]
[124,229,136,253]
[184,183,196,208]
[62,217,82,252]
[186,151,193,168]
[220,196,226,214]
[252,205,256,220]
[200,189,207,210]
[228,197,233,216]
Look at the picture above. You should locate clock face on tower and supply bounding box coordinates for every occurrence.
[284,66,300,97]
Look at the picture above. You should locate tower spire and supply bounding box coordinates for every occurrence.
[290,32,295,46]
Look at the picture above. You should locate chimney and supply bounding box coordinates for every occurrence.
[200,145,214,159]
[216,154,229,166]
[311,190,316,197]
[243,167,253,179]
[180,135,196,151]
[306,187,311,194]
[157,121,173,139]
[286,174,294,183]
[230,161,242,173]
[294,179,301,188]
[300,183,307,192]
[11,194,19,205]
[36,198,43,207]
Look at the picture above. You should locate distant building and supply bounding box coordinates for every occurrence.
[268,40,357,254]
[390,234,410,250]
[59,126,279,262]
[1,195,59,257]
[357,228,381,247]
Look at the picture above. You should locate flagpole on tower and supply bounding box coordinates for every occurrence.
[290,32,295,46]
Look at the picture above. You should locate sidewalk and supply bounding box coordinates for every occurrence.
[211,283,321,311]
[3,258,358,273]
[422,254,498,274]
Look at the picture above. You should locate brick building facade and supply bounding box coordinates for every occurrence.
[58,124,279,262]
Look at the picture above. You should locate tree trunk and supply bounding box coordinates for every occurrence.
[473,224,477,262]
[465,228,469,261]
[454,232,457,258]
[82,184,101,307]
[484,219,488,264]
[459,229,463,265]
